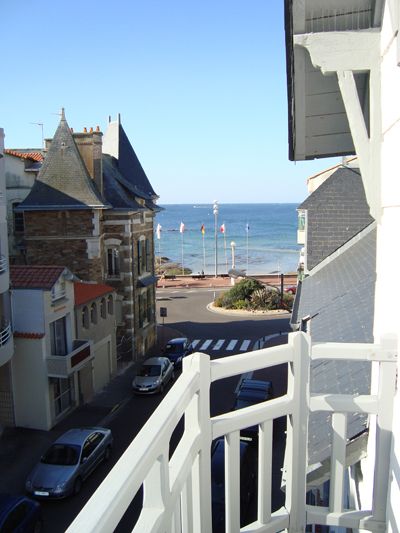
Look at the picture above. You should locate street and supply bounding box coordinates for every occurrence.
[9,287,291,532]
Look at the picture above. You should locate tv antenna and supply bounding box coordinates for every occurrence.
[30,122,44,149]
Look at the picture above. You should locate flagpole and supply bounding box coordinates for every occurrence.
[246,222,249,273]
[202,227,206,273]
[180,221,185,275]
[223,231,228,273]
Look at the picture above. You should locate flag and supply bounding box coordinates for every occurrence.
[156,223,162,240]
[245,223,250,233]
[201,224,205,235]
[220,223,225,234]
[180,221,185,233]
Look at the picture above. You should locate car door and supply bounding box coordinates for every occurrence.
[80,432,103,478]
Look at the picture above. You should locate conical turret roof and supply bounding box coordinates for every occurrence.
[19,109,107,210]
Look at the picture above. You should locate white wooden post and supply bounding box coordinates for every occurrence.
[258,419,273,523]
[182,352,212,533]
[285,332,310,532]
[225,430,241,533]
[329,412,347,513]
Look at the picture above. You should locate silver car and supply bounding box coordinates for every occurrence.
[132,356,175,394]
[25,427,113,499]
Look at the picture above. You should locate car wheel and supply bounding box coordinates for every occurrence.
[73,477,82,495]
[33,519,43,533]
[104,445,111,461]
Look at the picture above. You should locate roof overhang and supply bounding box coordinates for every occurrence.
[285,0,384,162]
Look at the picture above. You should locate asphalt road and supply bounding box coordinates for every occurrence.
[29,287,291,532]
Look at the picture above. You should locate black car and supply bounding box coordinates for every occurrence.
[162,337,193,369]
[0,494,42,532]
[211,438,257,532]
[234,378,273,438]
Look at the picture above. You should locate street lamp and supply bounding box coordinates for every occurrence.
[230,241,236,269]
[213,200,219,278]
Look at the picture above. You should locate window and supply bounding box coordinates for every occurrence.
[298,210,306,232]
[90,303,97,324]
[82,306,89,329]
[12,202,24,233]
[100,298,107,319]
[53,377,74,416]
[138,288,152,328]
[81,432,103,461]
[146,238,151,272]
[107,248,120,277]
[137,239,146,276]
[50,317,67,356]
[51,279,66,302]
[107,295,114,315]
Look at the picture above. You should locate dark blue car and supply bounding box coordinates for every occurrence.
[162,337,193,369]
[0,494,42,532]
[211,438,257,532]
[234,378,273,439]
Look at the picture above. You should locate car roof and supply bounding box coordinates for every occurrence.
[0,494,37,519]
[166,337,188,345]
[143,356,170,365]
[55,427,108,445]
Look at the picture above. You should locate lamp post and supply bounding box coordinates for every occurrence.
[213,200,219,278]
[230,241,236,269]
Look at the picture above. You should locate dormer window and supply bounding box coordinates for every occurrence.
[52,278,66,302]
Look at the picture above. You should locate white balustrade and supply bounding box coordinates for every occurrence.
[66,332,397,533]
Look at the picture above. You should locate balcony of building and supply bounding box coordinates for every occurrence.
[46,339,93,378]
[66,331,398,533]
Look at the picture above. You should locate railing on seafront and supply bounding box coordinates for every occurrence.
[66,332,397,533]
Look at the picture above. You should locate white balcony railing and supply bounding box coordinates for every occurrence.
[46,340,93,378]
[0,254,8,275]
[67,332,397,533]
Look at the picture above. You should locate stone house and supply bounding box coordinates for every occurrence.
[16,110,160,363]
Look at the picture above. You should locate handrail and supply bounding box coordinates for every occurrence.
[66,332,397,533]
[0,322,11,346]
[0,255,8,275]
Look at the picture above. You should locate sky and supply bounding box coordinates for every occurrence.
[1,1,340,204]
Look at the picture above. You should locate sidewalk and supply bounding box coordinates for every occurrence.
[157,273,297,290]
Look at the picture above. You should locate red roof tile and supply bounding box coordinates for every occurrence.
[14,331,45,339]
[10,266,66,289]
[4,149,44,162]
[74,282,115,306]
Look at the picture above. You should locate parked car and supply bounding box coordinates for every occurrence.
[0,494,42,532]
[162,337,193,368]
[234,378,273,438]
[284,285,297,295]
[25,427,113,499]
[211,438,257,532]
[132,357,175,394]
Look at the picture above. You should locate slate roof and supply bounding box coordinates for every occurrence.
[299,167,374,270]
[10,265,67,290]
[74,282,114,306]
[102,118,158,201]
[292,226,376,465]
[18,110,107,211]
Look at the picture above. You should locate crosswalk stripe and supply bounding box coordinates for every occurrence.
[191,339,200,349]
[226,340,238,351]
[200,339,213,350]
[240,340,251,351]
[213,339,225,350]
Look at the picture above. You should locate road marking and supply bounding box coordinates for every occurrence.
[226,340,238,351]
[200,339,213,350]
[240,340,251,351]
[191,339,200,350]
[213,339,225,350]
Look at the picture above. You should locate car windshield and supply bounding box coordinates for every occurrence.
[139,364,161,377]
[41,444,80,465]
[165,343,182,354]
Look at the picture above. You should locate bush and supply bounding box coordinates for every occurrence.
[228,278,263,301]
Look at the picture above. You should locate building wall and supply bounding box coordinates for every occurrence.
[75,292,117,392]
[12,337,51,430]
[24,210,103,281]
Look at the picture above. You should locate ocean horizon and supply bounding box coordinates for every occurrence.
[154,203,300,276]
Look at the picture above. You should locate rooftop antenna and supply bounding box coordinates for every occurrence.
[30,122,44,149]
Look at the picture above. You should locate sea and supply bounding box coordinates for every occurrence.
[155,204,300,276]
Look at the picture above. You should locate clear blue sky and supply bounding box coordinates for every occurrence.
[1,1,339,204]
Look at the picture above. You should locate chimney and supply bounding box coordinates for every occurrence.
[73,128,103,195]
